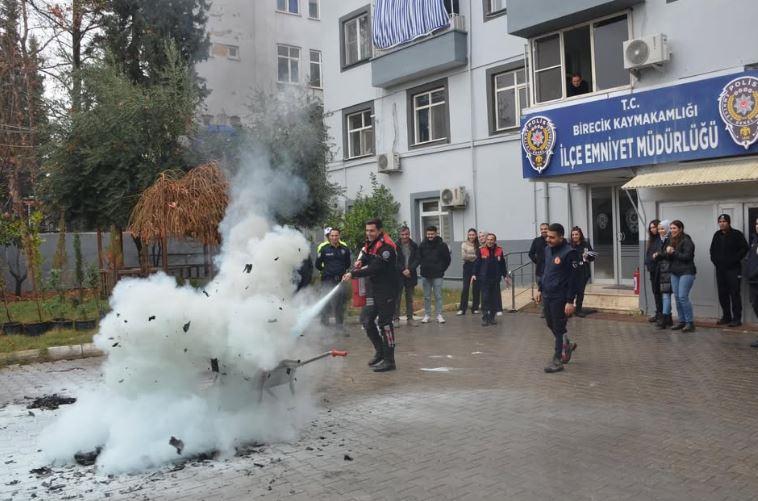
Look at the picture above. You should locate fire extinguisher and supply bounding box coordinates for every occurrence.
[633,267,640,295]
[351,250,367,307]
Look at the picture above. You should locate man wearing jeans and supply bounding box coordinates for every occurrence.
[418,226,451,324]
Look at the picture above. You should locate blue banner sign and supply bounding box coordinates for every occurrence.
[521,70,758,178]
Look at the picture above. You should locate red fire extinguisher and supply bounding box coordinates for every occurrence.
[633,267,640,295]
[351,250,367,307]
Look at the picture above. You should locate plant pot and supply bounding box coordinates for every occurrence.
[74,319,98,331]
[2,322,23,335]
[51,319,74,330]
[23,321,53,336]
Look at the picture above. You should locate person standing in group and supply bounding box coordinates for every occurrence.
[342,219,398,372]
[745,217,758,348]
[394,226,419,327]
[534,223,579,373]
[667,220,697,332]
[418,225,451,324]
[653,220,674,329]
[472,233,507,326]
[315,228,351,335]
[570,226,595,318]
[457,228,479,316]
[709,214,748,327]
[644,219,662,323]
[529,223,549,317]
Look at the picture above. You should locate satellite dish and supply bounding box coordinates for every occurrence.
[625,39,649,66]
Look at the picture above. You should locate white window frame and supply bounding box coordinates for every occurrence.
[308,0,319,19]
[276,0,299,15]
[277,44,300,84]
[309,49,322,88]
[493,68,528,131]
[488,0,507,14]
[528,11,632,105]
[345,109,373,159]
[413,87,447,145]
[226,45,239,60]
[419,199,451,244]
[343,13,371,67]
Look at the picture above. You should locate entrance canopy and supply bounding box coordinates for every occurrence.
[622,158,758,190]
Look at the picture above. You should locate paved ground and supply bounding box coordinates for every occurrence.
[2,312,758,500]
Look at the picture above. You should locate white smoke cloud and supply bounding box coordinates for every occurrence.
[39,154,341,473]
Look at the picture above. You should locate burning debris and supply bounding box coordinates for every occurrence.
[202,290,209,297]
[148,316,156,321]
[27,395,77,411]
[183,321,191,333]
[74,447,102,466]
[169,436,184,455]
[29,466,52,477]
[210,358,219,373]
[243,263,253,273]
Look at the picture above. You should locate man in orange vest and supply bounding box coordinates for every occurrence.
[472,233,507,326]
[343,218,399,372]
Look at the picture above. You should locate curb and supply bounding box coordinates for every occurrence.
[0,343,103,367]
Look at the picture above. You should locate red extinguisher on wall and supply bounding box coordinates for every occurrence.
[633,267,640,295]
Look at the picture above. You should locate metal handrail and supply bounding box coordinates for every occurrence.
[507,261,535,312]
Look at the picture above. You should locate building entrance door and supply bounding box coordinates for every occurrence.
[744,205,758,325]
[590,186,639,286]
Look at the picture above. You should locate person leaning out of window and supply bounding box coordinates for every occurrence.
[666,220,697,332]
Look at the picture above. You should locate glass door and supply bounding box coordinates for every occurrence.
[745,205,758,325]
[590,186,639,285]
[590,187,615,282]
[618,189,639,285]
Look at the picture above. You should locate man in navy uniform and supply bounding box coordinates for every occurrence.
[472,233,507,326]
[534,223,579,373]
[343,219,399,372]
[316,227,351,335]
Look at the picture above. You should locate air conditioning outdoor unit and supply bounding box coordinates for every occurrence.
[623,34,669,71]
[377,153,401,173]
[440,186,468,209]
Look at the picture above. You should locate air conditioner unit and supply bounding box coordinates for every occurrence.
[377,153,401,173]
[440,186,468,208]
[623,34,669,71]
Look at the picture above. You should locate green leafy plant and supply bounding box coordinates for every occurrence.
[338,173,401,251]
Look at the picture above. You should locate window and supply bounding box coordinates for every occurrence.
[484,0,506,17]
[227,45,239,60]
[530,14,629,104]
[210,43,240,60]
[419,199,451,244]
[277,44,300,83]
[407,79,449,147]
[489,66,528,133]
[276,0,298,14]
[308,0,319,19]
[342,102,374,159]
[340,6,371,70]
[309,50,322,88]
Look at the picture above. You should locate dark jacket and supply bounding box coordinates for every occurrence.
[668,234,697,276]
[571,240,595,281]
[352,233,398,298]
[396,239,420,285]
[645,237,663,274]
[539,239,579,303]
[473,244,507,283]
[528,236,547,276]
[746,236,758,284]
[709,228,748,270]
[315,242,351,281]
[653,236,672,293]
[418,236,451,279]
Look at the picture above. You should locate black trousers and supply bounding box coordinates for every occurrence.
[716,267,742,321]
[471,276,481,311]
[575,273,589,312]
[481,280,499,321]
[543,297,568,357]
[320,278,345,326]
[650,272,663,315]
[459,261,476,312]
[750,284,758,318]
[395,278,415,320]
[364,294,396,348]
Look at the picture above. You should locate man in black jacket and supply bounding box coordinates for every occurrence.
[535,223,579,374]
[709,214,749,327]
[418,226,451,324]
[528,223,549,287]
[746,217,758,348]
[343,219,398,372]
[316,228,351,334]
[395,226,419,327]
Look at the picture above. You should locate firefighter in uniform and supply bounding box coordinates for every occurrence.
[534,223,579,373]
[471,233,507,326]
[343,218,399,372]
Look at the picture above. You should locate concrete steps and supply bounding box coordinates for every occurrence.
[581,284,640,315]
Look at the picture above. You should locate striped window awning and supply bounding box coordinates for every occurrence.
[372,0,451,50]
[621,158,758,189]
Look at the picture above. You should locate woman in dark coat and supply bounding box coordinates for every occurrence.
[654,220,674,329]
[644,219,662,322]
[666,220,697,332]
[570,226,595,318]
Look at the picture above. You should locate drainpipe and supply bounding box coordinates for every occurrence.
[543,182,550,224]
[467,1,478,230]
[567,183,573,226]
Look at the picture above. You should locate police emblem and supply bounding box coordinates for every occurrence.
[718,76,758,149]
[521,116,557,174]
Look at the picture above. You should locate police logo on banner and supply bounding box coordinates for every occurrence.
[718,76,758,149]
[521,116,557,174]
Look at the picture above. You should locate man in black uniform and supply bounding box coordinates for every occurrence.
[534,223,579,373]
[709,214,749,327]
[316,228,351,335]
[343,218,398,372]
[529,223,549,317]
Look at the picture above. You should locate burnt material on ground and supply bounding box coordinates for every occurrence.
[74,447,102,466]
[169,436,184,455]
[26,394,77,411]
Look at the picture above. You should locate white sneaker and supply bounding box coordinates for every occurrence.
[472,309,480,314]
[437,315,446,324]
[421,315,430,324]
[496,311,503,316]
[455,310,464,316]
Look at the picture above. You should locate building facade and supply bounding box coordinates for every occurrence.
[196,0,324,126]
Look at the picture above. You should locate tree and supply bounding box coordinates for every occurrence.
[338,173,400,252]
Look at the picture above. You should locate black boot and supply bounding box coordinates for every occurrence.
[656,314,672,329]
[648,313,660,323]
[373,325,396,372]
[366,324,383,367]
[671,321,686,330]
[682,322,695,333]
